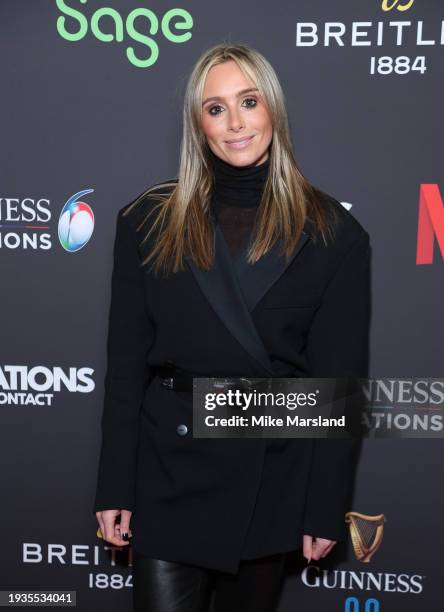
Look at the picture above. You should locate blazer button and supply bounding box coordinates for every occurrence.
[177,424,188,436]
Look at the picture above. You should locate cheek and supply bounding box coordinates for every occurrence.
[201,116,215,138]
[201,115,223,141]
[200,116,212,139]
[252,112,272,141]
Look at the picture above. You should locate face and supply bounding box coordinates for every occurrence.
[201,60,273,167]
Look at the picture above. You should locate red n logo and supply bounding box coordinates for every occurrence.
[416,184,444,265]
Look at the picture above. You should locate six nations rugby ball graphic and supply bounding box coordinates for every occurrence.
[58,189,95,252]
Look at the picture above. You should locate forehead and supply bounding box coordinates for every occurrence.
[203,60,256,96]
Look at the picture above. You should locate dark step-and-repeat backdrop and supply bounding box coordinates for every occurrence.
[1,1,442,611]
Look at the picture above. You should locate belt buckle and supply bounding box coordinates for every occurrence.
[161,377,174,389]
[212,377,253,395]
[213,378,233,394]
[238,377,253,392]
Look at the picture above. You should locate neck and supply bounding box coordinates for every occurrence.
[209,148,270,208]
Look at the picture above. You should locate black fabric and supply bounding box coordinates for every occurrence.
[132,550,287,612]
[93,177,370,574]
[209,149,270,257]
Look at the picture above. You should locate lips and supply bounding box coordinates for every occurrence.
[225,135,254,144]
[224,135,255,149]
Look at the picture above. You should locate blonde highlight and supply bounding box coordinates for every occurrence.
[125,42,338,276]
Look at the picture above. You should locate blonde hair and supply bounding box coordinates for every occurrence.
[124,42,337,276]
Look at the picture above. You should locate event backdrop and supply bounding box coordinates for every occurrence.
[1,1,443,610]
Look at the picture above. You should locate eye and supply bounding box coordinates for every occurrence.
[243,97,258,109]
[208,104,223,116]
[207,97,258,116]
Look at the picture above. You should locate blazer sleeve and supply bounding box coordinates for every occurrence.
[302,229,371,542]
[92,208,155,514]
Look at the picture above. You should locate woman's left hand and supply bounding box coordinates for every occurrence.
[302,534,337,562]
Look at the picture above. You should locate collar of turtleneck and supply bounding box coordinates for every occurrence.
[209,148,270,208]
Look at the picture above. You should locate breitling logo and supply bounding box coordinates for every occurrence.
[345,511,386,562]
[381,0,414,11]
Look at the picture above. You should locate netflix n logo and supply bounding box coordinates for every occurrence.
[416,184,444,265]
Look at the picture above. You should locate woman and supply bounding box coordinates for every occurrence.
[93,43,371,611]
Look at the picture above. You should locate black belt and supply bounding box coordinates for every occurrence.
[151,362,260,393]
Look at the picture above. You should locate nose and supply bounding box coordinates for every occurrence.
[227,106,244,132]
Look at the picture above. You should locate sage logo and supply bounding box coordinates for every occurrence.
[56,0,193,68]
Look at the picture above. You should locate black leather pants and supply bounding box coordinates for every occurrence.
[132,550,287,612]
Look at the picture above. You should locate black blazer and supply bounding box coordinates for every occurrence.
[93,181,371,574]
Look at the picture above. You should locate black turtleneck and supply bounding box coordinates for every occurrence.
[209,148,270,257]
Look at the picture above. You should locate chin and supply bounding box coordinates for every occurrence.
[223,150,264,167]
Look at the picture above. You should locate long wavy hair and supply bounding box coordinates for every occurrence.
[124,42,337,276]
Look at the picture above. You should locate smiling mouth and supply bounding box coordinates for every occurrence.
[224,135,255,148]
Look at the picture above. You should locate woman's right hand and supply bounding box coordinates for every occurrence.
[95,509,133,546]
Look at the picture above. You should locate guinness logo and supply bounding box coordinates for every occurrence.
[345,511,386,562]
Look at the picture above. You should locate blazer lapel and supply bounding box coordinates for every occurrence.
[184,210,310,376]
[185,222,274,375]
[233,224,310,313]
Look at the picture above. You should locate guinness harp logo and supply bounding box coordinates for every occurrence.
[345,512,386,562]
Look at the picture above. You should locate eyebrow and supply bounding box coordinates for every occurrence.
[202,87,259,107]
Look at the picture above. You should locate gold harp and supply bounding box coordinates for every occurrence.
[345,511,386,562]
